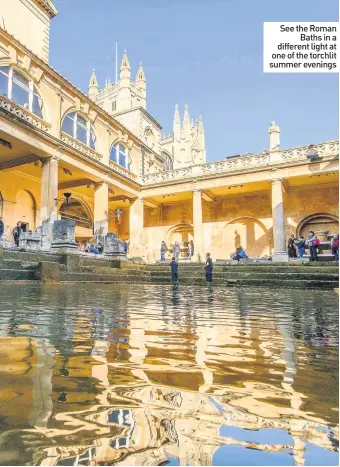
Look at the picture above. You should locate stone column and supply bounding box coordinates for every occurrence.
[129,197,144,258]
[94,182,109,235]
[192,189,204,262]
[271,178,288,262]
[47,156,59,222]
[40,158,50,223]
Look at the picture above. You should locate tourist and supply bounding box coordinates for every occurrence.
[306,231,319,261]
[89,243,100,255]
[331,233,339,262]
[160,241,168,262]
[287,234,297,258]
[173,241,181,262]
[205,252,213,284]
[0,217,4,239]
[123,239,129,254]
[97,242,103,254]
[231,246,248,262]
[13,222,21,247]
[170,256,179,285]
[188,240,194,258]
[297,236,305,258]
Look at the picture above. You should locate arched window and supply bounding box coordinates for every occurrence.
[0,66,43,118]
[144,128,155,148]
[61,112,96,149]
[163,152,173,171]
[110,143,131,170]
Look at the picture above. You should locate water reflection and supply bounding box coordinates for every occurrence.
[0,284,338,466]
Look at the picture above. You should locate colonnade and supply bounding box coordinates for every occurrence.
[39,157,288,261]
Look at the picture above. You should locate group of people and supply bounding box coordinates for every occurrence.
[230,246,249,262]
[288,231,339,262]
[78,238,129,255]
[170,252,213,286]
[160,240,194,262]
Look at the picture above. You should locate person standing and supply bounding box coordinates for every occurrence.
[287,235,297,258]
[296,236,305,258]
[160,241,168,262]
[173,241,181,262]
[307,231,318,261]
[331,234,339,262]
[13,222,21,247]
[0,217,4,240]
[205,252,213,284]
[188,240,194,258]
[170,256,179,285]
[123,239,129,254]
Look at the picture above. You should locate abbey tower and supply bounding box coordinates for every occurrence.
[88,51,206,170]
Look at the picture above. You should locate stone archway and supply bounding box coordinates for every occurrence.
[223,216,271,258]
[58,197,93,241]
[296,213,339,241]
[166,223,194,257]
[15,190,36,231]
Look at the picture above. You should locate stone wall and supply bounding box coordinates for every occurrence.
[143,186,338,261]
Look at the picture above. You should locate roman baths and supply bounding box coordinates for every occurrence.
[0,1,339,466]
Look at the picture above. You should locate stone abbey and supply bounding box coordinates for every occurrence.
[0,0,338,262]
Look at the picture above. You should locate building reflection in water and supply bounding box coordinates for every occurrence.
[0,284,338,466]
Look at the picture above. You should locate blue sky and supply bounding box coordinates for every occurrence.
[51,0,339,162]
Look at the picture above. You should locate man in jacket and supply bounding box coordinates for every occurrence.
[0,217,4,240]
[13,222,21,247]
[170,257,179,285]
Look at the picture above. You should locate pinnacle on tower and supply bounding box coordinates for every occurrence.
[120,50,131,73]
[88,68,99,98]
[174,104,180,124]
[136,62,146,83]
[183,104,190,139]
[199,115,204,133]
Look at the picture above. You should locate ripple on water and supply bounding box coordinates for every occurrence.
[0,283,338,466]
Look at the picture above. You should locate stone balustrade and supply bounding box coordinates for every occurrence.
[61,132,103,163]
[109,159,137,182]
[0,94,51,133]
[142,140,339,185]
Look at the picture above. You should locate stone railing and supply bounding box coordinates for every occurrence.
[142,140,339,185]
[61,132,103,163]
[109,159,137,181]
[0,94,51,132]
[281,140,339,160]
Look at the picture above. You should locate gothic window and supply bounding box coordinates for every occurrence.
[0,66,43,118]
[163,152,173,171]
[110,143,132,171]
[61,112,96,149]
[112,101,116,111]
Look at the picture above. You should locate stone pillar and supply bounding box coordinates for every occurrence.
[271,178,288,262]
[192,189,204,262]
[47,156,59,222]
[129,197,144,258]
[40,158,50,223]
[94,182,109,235]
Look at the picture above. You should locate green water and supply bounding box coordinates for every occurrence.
[0,284,338,466]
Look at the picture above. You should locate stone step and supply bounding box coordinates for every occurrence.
[224,279,338,289]
[81,266,150,276]
[148,271,338,280]
[60,273,151,283]
[2,259,40,269]
[3,249,63,263]
[0,269,36,280]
